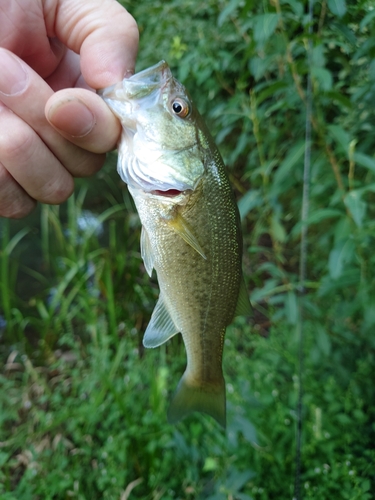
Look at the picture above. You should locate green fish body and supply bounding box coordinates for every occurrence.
[99,61,250,427]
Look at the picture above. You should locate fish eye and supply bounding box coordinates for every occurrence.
[171,98,190,118]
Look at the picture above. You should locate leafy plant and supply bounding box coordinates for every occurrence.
[1,0,375,498]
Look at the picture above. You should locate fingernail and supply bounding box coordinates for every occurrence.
[48,98,96,137]
[0,50,29,96]
[124,69,135,79]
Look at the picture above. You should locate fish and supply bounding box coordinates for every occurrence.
[99,61,251,428]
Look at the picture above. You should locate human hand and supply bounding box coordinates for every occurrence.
[0,0,138,218]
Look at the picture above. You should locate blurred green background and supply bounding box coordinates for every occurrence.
[1,0,375,498]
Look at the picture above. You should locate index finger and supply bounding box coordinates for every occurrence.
[43,0,139,89]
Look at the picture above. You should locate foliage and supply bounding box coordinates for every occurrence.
[1,0,375,498]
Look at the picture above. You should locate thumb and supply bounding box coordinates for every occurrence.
[45,0,139,88]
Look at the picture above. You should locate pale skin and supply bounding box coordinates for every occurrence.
[0,0,139,218]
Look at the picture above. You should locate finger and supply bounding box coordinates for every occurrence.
[0,163,36,219]
[0,1,67,78]
[0,48,104,177]
[45,0,139,88]
[45,48,86,92]
[45,88,121,152]
[0,104,74,204]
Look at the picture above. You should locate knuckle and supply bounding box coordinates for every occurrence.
[2,200,36,219]
[0,166,36,218]
[42,176,75,205]
[0,127,34,163]
[76,153,105,177]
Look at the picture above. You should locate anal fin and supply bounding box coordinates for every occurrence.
[143,294,179,348]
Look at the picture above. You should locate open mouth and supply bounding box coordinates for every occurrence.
[151,189,183,197]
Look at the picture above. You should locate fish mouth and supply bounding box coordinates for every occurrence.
[150,189,184,197]
[124,61,172,99]
[128,61,171,87]
[97,60,172,101]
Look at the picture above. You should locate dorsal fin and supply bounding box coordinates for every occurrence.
[234,278,252,317]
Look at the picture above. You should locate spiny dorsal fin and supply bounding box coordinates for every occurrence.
[168,213,207,260]
[143,294,180,348]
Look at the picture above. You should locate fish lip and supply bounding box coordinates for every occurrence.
[127,60,171,86]
[98,60,172,99]
[123,61,172,99]
[150,189,185,198]
[138,188,192,203]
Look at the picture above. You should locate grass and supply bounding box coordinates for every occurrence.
[0,161,374,499]
[0,315,374,499]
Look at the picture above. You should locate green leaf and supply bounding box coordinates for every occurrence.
[327,0,347,17]
[353,152,375,173]
[203,457,218,472]
[282,0,303,17]
[237,494,254,500]
[249,56,269,80]
[361,479,371,492]
[270,215,286,243]
[311,67,333,91]
[217,0,242,27]
[256,81,288,106]
[328,238,356,279]
[250,279,280,302]
[307,208,343,225]
[350,182,375,198]
[232,415,258,444]
[326,90,352,109]
[253,14,279,44]
[312,44,326,67]
[273,141,305,185]
[238,189,263,219]
[344,191,367,227]
[332,21,356,44]
[328,124,350,156]
[316,325,331,356]
[226,468,256,491]
[360,10,375,31]
[0,451,10,467]
[285,291,298,325]
[292,208,343,238]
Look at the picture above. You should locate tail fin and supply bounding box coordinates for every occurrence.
[167,372,226,428]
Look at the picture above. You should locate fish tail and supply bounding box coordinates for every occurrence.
[167,373,226,428]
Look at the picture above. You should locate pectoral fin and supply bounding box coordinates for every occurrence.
[143,294,180,348]
[168,213,207,260]
[234,278,252,317]
[141,226,154,277]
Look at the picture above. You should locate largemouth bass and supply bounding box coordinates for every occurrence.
[99,61,250,428]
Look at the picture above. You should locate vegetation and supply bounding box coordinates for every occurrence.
[1,0,375,498]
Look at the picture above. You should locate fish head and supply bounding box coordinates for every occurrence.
[99,61,206,198]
